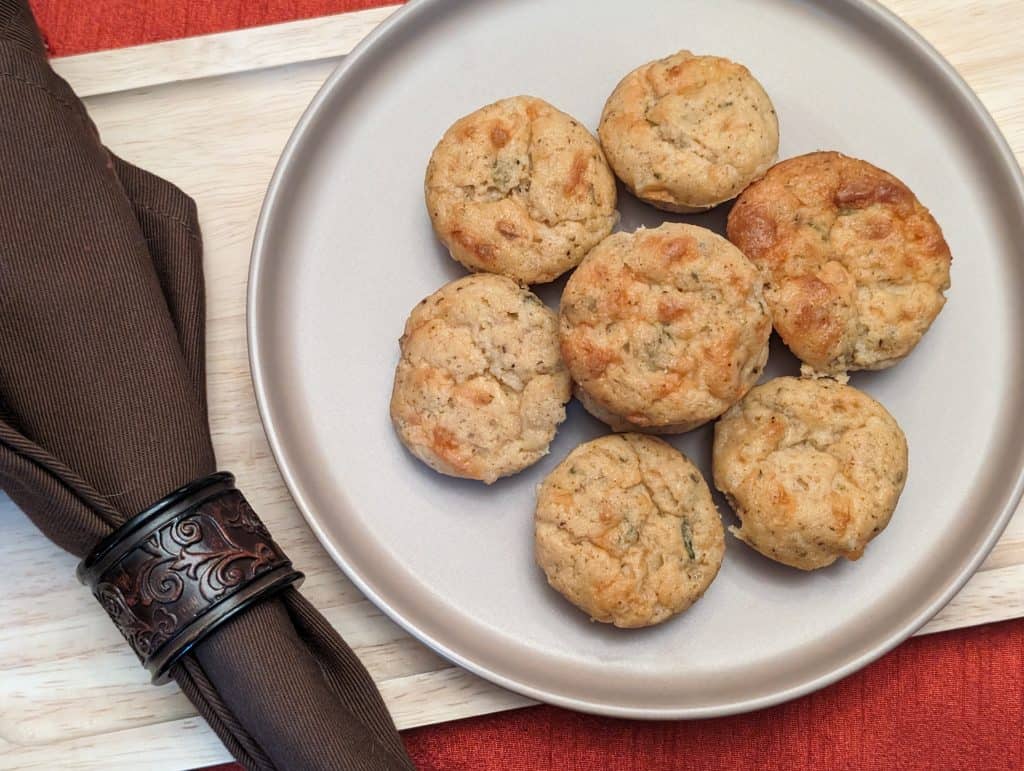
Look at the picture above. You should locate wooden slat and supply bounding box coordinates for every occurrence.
[0,667,535,771]
[921,563,1024,635]
[49,6,400,98]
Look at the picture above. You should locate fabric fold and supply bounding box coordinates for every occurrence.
[0,1,414,768]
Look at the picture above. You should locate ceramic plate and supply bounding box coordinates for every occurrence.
[249,0,1024,717]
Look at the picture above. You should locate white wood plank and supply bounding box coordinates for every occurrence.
[0,668,533,771]
[920,563,1024,635]
[49,6,400,98]
[0,719,232,771]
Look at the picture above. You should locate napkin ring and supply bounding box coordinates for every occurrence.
[77,472,303,684]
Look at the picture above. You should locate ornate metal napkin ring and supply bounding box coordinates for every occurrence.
[77,471,303,684]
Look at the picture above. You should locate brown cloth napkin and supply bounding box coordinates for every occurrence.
[0,2,415,769]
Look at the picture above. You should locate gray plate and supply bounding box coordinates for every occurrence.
[249,0,1024,717]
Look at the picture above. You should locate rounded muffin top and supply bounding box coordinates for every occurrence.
[599,50,779,212]
[535,433,724,628]
[712,376,908,570]
[559,223,772,433]
[390,274,571,484]
[727,151,951,377]
[425,96,618,284]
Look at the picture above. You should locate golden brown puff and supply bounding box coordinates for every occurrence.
[712,376,908,570]
[599,50,778,212]
[727,151,951,378]
[559,223,772,433]
[425,96,617,284]
[390,274,571,483]
[535,434,724,628]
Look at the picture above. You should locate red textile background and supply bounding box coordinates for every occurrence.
[29,1,1024,769]
[27,0,398,56]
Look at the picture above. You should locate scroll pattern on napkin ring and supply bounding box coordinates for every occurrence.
[77,472,304,684]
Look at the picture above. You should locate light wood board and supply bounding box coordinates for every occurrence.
[2,2,1023,768]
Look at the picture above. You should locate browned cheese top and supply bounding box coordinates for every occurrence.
[727,151,951,376]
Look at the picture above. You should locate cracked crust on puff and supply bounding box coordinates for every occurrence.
[535,434,724,628]
[727,151,951,377]
[712,377,908,570]
[425,96,618,284]
[599,50,779,212]
[390,274,572,483]
[559,223,772,433]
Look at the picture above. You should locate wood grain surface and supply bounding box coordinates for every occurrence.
[2,1,1022,768]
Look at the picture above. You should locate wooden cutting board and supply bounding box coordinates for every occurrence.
[2,2,1023,768]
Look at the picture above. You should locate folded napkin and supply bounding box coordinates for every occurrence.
[0,2,414,768]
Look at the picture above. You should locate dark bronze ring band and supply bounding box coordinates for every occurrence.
[77,471,303,684]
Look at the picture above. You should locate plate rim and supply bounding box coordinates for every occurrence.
[248,0,1024,718]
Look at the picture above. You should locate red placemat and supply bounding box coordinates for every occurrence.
[29,2,1024,769]
[28,0,397,56]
